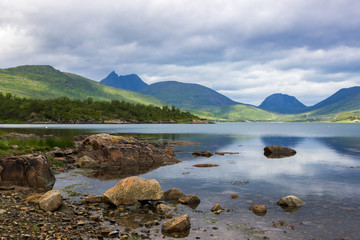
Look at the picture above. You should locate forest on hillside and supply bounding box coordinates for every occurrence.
[0,93,200,123]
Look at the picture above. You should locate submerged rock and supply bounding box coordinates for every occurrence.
[192,151,213,157]
[193,164,219,168]
[264,145,296,158]
[39,190,62,212]
[103,176,163,205]
[0,154,55,190]
[161,214,190,237]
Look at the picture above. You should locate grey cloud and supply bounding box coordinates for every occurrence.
[1,0,360,105]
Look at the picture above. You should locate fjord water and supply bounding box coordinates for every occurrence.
[2,123,360,239]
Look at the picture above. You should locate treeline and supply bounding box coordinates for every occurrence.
[0,93,201,123]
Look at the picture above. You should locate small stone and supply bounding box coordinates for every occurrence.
[77,220,85,226]
[156,203,172,213]
[85,195,103,203]
[211,204,222,212]
[249,205,267,216]
[178,195,201,209]
[163,188,186,202]
[231,194,239,199]
[162,214,191,236]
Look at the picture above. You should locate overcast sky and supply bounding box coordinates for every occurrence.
[1,0,360,105]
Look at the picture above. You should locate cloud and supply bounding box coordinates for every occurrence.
[1,0,360,105]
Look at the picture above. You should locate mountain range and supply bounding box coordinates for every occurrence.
[1,65,359,122]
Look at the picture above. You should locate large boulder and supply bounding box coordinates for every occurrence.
[103,176,163,205]
[264,145,296,158]
[161,214,190,237]
[39,190,62,212]
[0,154,55,190]
[76,134,180,179]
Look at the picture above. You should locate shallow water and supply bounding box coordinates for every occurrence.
[1,123,360,239]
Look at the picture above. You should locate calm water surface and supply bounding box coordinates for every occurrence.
[1,123,360,239]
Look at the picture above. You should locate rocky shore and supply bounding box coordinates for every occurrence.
[0,132,303,239]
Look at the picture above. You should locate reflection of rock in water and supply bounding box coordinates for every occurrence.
[261,136,304,149]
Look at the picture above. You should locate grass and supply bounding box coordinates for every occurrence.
[0,65,165,106]
[0,137,74,155]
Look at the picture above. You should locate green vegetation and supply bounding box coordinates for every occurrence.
[0,65,164,106]
[0,93,200,123]
[332,112,360,122]
[0,136,74,155]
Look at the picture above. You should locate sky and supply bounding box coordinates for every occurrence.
[1,0,360,106]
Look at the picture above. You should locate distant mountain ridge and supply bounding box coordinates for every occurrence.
[100,71,148,92]
[139,81,239,109]
[1,64,360,122]
[258,93,308,114]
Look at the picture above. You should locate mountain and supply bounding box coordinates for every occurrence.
[140,81,239,109]
[308,86,360,115]
[0,65,164,106]
[258,93,308,114]
[100,71,148,92]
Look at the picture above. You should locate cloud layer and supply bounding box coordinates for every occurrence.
[1,0,360,105]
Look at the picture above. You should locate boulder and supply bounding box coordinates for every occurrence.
[277,195,304,208]
[249,205,267,216]
[192,151,213,157]
[77,156,100,169]
[161,214,190,237]
[0,154,55,189]
[264,145,296,158]
[39,190,62,212]
[76,134,180,179]
[163,188,186,202]
[103,176,163,205]
[178,195,201,209]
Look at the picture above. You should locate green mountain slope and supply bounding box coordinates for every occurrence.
[0,65,164,106]
[308,87,360,115]
[140,81,238,109]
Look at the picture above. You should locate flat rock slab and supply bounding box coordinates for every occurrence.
[192,151,213,157]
